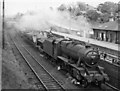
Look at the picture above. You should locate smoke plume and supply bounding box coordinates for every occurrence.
[8,6,93,37]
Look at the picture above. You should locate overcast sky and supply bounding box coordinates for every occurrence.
[0,0,119,16]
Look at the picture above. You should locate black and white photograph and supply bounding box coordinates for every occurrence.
[0,0,120,90]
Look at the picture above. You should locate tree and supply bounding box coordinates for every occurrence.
[100,13,110,23]
[86,10,100,21]
[71,7,82,16]
[58,4,66,11]
[97,3,104,11]
[97,2,118,14]
[77,2,88,11]
[67,6,73,12]
[118,2,120,12]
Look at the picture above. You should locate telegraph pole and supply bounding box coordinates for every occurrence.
[2,0,5,49]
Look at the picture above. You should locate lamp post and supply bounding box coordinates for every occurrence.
[2,0,5,49]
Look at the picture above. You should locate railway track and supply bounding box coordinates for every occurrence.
[105,82,120,91]
[8,28,120,91]
[8,31,65,90]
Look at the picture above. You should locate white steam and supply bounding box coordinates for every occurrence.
[10,7,93,37]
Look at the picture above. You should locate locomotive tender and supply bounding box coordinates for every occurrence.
[24,31,109,87]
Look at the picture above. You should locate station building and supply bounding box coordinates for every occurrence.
[92,20,120,44]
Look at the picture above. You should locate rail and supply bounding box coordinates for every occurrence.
[9,32,65,90]
[105,82,120,91]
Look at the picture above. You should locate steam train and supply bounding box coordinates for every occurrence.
[23,31,109,88]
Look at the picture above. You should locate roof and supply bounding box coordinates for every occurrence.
[92,21,119,31]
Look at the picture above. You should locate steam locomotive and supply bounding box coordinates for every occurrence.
[23,31,109,88]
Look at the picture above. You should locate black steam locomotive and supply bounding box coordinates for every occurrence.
[24,31,109,87]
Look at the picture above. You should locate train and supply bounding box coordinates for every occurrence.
[22,30,109,88]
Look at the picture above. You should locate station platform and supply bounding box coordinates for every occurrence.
[52,31,119,51]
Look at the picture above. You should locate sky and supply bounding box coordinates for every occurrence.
[0,0,119,16]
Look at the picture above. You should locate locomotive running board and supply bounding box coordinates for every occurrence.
[57,56,69,63]
[57,56,84,71]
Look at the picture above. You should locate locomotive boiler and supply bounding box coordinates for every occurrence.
[59,39,100,68]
